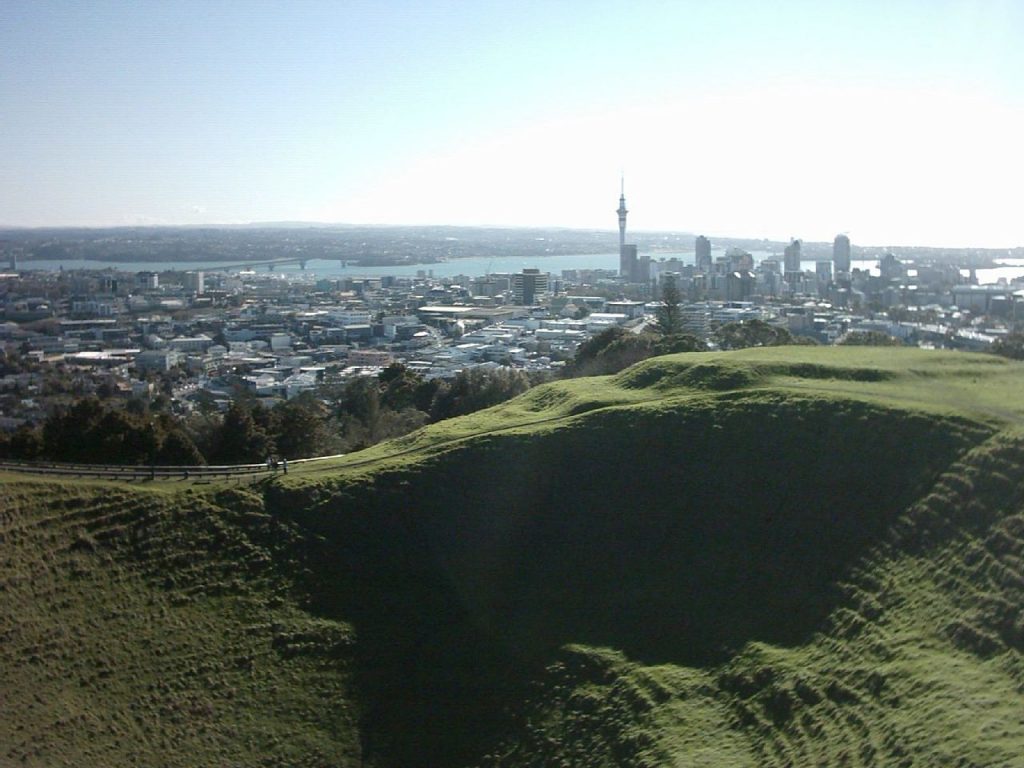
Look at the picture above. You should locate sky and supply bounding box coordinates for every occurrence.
[1,0,1022,248]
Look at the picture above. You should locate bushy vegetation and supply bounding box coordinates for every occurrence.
[0,364,538,464]
[566,318,823,379]
[36,396,205,464]
[837,329,904,346]
[712,318,800,349]
[567,326,705,377]
[991,331,1024,360]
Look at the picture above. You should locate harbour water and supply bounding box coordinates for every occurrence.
[16,252,1024,285]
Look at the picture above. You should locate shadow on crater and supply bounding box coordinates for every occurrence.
[271,396,988,767]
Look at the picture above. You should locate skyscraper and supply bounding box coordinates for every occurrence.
[833,234,851,273]
[511,268,549,305]
[183,271,205,295]
[695,235,712,273]
[784,239,802,286]
[620,245,638,282]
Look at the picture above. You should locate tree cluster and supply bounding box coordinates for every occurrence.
[0,397,205,465]
[565,314,818,377]
[991,332,1024,360]
[566,327,705,377]
[328,364,533,450]
[711,319,802,350]
[0,364,539,466]
[836,330,903,346]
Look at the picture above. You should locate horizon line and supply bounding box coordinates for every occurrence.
[0,220,1020,252]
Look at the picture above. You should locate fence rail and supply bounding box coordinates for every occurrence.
[0,454,346,482]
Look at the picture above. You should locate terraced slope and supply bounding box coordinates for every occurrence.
[3,348,1024,767]
[0,484,361,766]
[481,431,1024,767]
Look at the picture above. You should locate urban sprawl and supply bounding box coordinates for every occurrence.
[1,194,1021,436]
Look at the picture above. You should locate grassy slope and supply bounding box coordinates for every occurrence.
[3,347,1024,767]
[0,482,362,767]
[485,431,1024,767]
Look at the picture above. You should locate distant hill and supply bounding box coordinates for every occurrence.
[3,224,1020,264]
[3,347,1024,767]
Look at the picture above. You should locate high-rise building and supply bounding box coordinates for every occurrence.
[511,268,549,305]
[638,254,651,287]
[620,245,638,282]
[184,271,205,295]
[816,260,833,299]
[879,253,904,281]
[784,239,802,286]
[1,242,18,272]
[725,270,755,301]
[725,247,753,272]
[695,235,712,273]
[833,234,851,273]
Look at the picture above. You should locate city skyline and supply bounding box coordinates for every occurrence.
[2,1,1022,248]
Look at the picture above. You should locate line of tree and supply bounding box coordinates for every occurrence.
[712,318,808,350]
[566,327,706,377]
[0,364,537,466]
[836,330,903,346]
[3,397,205,465]
[566,282,819,377]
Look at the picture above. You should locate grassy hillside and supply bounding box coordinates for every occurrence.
[0,482,361,766]
[3,347,1024,766]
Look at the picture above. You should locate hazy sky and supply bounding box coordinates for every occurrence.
[2,0,1022,247]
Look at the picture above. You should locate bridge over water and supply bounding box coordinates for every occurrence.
[202,256,352,272]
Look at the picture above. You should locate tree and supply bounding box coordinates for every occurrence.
[338,376,384,445]
[102,412,159,464]
[43,397,105,462]
[155,429,206,465]
[712,319,794,350]
[0,426,43,460]
[379,363,423,411]
[271,392,337,459]
[210,401,273,464]
[570,326,627,372]
[181,410,221,460]
[429,367,531,421]
[991,332,1024,360]
[653,333,706,355]
[651,275,684,336]
[567,327,704,378]
[40,398,167,465]
[837,330,902,346]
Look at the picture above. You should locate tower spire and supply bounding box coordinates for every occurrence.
[616,177,628,254]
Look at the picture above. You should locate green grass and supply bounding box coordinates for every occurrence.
[0,483,361,767]
[479,431,1024,767]
[286,348,1024,480]
[4,347,1024,766]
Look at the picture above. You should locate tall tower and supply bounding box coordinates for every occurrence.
[616,177,628,254]
[784,238,803,288]
[695,235,712,273]
[833,233,851,273]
